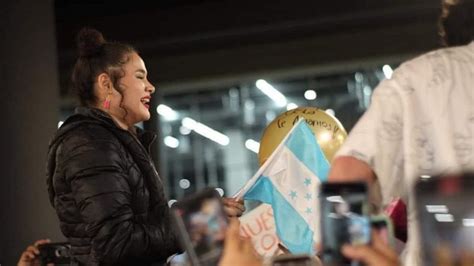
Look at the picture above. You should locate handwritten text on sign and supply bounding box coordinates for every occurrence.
[239,204,280,257]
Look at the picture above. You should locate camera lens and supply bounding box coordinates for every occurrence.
[55,246,69,258]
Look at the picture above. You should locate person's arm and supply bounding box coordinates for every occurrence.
[59,130,179,264]
[328,156,376,183]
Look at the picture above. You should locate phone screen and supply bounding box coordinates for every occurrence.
[370,217,392,247]
[320,182,370,266]
[415,173,474,266]
[172,188,228,266]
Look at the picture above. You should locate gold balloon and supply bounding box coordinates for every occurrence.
[258,107,347,165]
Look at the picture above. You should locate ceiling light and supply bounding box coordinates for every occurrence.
[245,139,260,153]
[179,126,191,135]
[435,213,454,223]
[426,205,449,213]
[156,104,179,121]
[325,109,335,116]
[382,65,393,79]
[164,136,179,148]
[462,218,474,227]
[304,90,317,100]
[182,117,230,146]
[286,103,298,110]
[256,79,287,107]
[215,188,225,196]
[179,178,191,189]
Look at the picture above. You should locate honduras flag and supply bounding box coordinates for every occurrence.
[235,119,330,254]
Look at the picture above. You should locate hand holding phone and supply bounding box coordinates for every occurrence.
[37,242,71,265]
[320,182,371,266]
[172,188,228,266]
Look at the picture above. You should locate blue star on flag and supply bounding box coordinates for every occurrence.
[289,190,297,200]
[305,207,312,214]
[305,193,312,200]
[304,178,311,187]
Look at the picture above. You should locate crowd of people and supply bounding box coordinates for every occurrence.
[16,0,473,265]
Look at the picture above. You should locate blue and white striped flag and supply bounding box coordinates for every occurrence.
[235,119,330,254]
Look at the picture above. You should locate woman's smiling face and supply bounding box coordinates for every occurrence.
[108,52,155,128]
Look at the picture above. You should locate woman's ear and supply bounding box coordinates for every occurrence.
[97,73,112,92]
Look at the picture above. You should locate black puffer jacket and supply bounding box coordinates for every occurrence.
[46,107,181,265]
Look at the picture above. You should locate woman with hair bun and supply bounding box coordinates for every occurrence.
[46,28,244,265]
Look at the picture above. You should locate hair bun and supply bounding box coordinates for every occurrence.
[76,28,106,57]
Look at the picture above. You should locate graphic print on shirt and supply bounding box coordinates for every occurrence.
[412,125,435,173]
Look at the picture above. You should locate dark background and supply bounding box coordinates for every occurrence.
[0,0,441,264]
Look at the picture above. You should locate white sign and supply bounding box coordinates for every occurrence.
[239,204,281,257]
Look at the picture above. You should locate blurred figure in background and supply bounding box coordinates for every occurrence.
[329,0,474,265]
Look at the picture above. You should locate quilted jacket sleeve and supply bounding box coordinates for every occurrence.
[57,126,179,264]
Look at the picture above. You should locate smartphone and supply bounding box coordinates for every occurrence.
[415,173,474,266]
[320,182,371,266]
[370,215,394,248]
[37,242,71,265]
[271,254,322,266]
[171,188,228,266]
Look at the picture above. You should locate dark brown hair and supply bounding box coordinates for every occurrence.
[72,28,136,106]
[439,0,474,46]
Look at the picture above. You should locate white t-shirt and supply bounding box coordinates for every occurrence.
[335,42,474,265]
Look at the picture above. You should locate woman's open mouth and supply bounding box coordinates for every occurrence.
[140,97,150,109]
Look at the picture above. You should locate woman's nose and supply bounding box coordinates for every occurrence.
[146,81,155,94]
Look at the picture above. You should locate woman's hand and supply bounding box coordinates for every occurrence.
[17,239,51,266]
[222,197,245,217]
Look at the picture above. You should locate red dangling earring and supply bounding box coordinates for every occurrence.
[103,94,111,109]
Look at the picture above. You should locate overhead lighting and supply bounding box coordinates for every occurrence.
[164,136,179,148]
[215,187,225,196]
[435,213,454,223]
[182,117,230,146]
[363,86,372,96]
[426,205,449,213]
[168,199,177,207]
[326,196,345,203]
[462,218,474,227]
[245,139,260,153]
[382,65,393,79]
[58,121,64,128]
[179,126,192,135]
[304,90,317,100]
[286,103,298,110]
[179,178,191,189]
[325,109,335,116]
[420,175,431,179]
[256,79,287,107]
[156,104,179,121]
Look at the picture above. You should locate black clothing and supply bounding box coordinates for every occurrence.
[46,107,180,265]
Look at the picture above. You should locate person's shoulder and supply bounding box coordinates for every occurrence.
[389,46,451,86]
[59,119,119,148]
[406,43,472,66]
[398,49,438,70]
